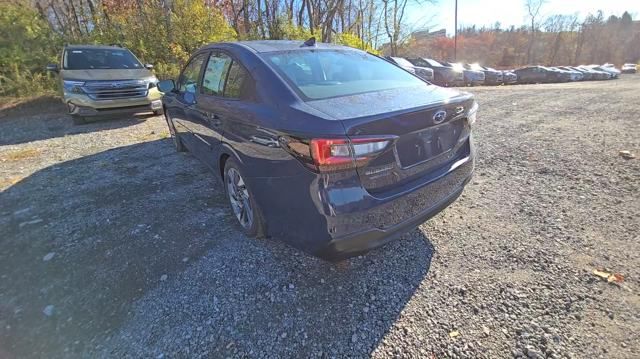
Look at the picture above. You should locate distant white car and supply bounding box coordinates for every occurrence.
[587,64,620,79]
[621,63,637,74]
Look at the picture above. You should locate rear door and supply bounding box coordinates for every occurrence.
[195,50,265,174]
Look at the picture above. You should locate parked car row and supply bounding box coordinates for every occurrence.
[383,56,635,87]
[513,64,623,83]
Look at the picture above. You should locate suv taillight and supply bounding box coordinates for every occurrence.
[283,136,395,173]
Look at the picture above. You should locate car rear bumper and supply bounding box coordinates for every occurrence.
[316,173,470,260]
[251,136,475,260]
[64,88,163,116]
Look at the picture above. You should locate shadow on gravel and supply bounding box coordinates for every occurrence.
[0,139,433,358]
[0,110,155,146]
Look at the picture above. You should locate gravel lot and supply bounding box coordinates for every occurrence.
[1,77,638,359]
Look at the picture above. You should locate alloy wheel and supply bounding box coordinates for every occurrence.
[226,167,253,229]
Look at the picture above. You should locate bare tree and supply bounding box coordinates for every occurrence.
[381,0,430,56]
[525,0,545,64]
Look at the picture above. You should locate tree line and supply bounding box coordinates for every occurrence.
[399,10,640,68]
[1,0,424,96]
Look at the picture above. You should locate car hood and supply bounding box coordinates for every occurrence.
[61,69,154,81]
[303,85,469,121]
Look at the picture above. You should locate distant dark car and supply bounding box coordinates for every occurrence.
[158,40,477,260]
[545,67,572,82]
[551,67,582,81]
[577,66,609,80]
[550,66,582,81]
[502,70,518,84]
[514,66,567,83]
[385,56,434,82]
[590,65,620,79]
[621,63,637,74]
[407,58,464,86]
[384,56,416,74]
[466,64,503,85]
[564,66,593,80]
[444,62,485,86]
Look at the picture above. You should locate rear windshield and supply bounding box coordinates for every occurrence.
[263,50,426,100]
[63,49,143,70]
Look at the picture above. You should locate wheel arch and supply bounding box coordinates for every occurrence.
[218,143,244,180]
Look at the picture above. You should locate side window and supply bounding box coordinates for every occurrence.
[179,53,207,93]
[224,61,252,99]
[202,53,232,96]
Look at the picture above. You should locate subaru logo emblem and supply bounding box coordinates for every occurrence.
[433,110,447,124]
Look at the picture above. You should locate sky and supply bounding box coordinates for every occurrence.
[407,0,640,35]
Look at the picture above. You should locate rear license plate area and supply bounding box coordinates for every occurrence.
[396,119,463,167]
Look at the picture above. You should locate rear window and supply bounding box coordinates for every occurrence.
[63,49,142,70]
[263,50,426,100]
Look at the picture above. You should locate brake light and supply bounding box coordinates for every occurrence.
[281,136,394,172]
[309,137,393,172]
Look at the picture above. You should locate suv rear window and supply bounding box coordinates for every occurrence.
[63,49,143,70]
[263,50,426,100]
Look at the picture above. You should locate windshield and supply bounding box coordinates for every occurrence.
[63,48,143,70]
[263,50,427,100]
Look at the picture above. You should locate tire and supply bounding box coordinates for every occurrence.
[223,158,265,238]
[71,115,86,125]
[153,109,164,116]
[164,112,186,152]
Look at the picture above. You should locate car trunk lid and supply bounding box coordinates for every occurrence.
[305,86,474,193]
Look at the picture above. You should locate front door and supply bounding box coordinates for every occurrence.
[168,52,208,149]
[186,51,234,169]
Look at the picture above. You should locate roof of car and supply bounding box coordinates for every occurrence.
[65,44,126,50]
[204,40,356,53]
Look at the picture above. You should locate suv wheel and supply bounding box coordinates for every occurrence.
[224,159,265,238]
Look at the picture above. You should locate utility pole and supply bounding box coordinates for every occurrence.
[454,0,458,61]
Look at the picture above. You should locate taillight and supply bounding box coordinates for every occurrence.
[283,136,395,172]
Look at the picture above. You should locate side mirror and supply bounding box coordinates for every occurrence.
[46,64,59,73]
[144,64,154,70]
[157,79,175,93]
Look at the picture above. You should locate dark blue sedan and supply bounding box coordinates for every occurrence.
[158,39,477,260]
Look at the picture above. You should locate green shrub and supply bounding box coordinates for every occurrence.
[0,1,60,97]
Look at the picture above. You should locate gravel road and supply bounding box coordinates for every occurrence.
[1,77,638,358]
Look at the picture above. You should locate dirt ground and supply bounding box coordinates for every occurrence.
[1,77,638,358]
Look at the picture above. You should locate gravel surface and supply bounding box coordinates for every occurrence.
[1,77,638,358]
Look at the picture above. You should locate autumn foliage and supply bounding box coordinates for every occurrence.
[398,12,640,68]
